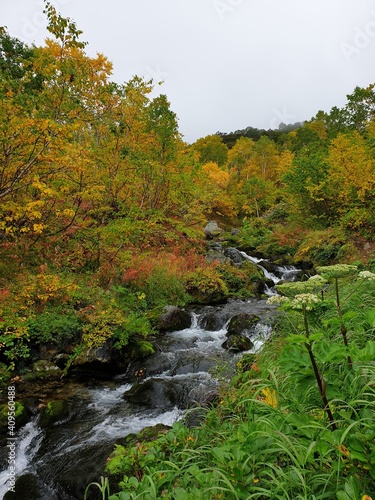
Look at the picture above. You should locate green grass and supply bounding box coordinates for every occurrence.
[99,270,375,500]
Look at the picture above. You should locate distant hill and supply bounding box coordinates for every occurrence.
[217,122,303,148]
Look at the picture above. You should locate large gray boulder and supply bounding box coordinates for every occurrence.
[204,221,222,239]
[69,340,128,377]
[157,305,192,332]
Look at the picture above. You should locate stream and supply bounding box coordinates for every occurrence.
[0,253,301,499]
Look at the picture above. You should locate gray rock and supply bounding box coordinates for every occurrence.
[222,334,254,352]
[226,313,260,336]
[204,221,222,239]
[222,312,260,352]
[157,305,192,332]
[223,247,246,265]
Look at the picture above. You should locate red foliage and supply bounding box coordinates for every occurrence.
[0,289,10,302]
[121,245,207,285]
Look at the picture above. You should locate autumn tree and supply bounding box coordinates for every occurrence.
[323,131,375,231]
[192,134,228,166]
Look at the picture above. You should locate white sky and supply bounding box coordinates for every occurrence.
[2,0,375,143]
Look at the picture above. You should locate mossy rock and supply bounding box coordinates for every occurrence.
[31,360,62,380]
[123,423,171,447]
[38,400,70,428]
[227,313,260,336]
[222,334,254,353]
[0,402,30,431]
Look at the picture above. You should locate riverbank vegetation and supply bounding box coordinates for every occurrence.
[0,5,375,496]
[101,266,375,499]
[1,4,374,384]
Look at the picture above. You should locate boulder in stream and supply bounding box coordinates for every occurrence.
[38,400,71,428]
[226,312,260,336]
[222,334,254,352]
[69,340,128,377]
[123,379,183,409]
[157,305,192,332]
[222,312,260,352]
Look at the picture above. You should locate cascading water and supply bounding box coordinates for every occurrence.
[240,250,301,294]
[0,252,300,499]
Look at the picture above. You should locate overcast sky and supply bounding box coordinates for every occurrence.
[2,0,375,143]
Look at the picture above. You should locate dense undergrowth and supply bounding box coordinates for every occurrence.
[0,6,375,495]
[86,266,375,500]
[1,3,375,383]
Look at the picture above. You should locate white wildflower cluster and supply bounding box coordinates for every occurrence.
[266,295,289,306]
[276,281,311,297]
[316,264,358,280]
[358,270,375,281]
[308,274,327,284]
[291,293,320,311]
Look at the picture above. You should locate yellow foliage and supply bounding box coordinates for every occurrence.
[276,150,294,178]
[260,387,278,408]
[326,132,375,204]
[202,162,230,189]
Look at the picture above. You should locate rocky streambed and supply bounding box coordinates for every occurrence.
[0,252,303,499]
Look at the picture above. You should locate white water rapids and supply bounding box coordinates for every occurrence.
[0,252,300,499]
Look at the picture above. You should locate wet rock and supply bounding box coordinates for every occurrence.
[157,305,192,332]
[123,376,216,410]
[171,352,215,376]
[38,400,71,428]
[222,334,254,353]
[204,221,222,239]
[227,312,260,336]
[221,312,260,352]
[22,397,42,416]
[124,379,182,409]
[199,310,223,331]
[198,300,269,332]
[3,473,41,500]
[69,340,128,378]
[223,247,246,265]
[184,391,221,427]
[206,244,246,266]
[37,441,114,500]
[127,352,174,380]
